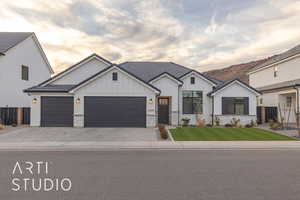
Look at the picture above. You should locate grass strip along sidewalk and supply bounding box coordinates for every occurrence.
[170,127,295,141]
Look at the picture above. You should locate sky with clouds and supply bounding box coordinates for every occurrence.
[0,0,300,73]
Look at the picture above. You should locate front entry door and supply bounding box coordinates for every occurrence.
[158,98,169,124]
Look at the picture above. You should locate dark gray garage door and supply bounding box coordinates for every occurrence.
[41,97,74,127]
[84,97,146,127]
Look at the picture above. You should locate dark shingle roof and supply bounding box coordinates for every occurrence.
[0,32,33,53]
[119,62,223,84]
[119,62,190,82]
[250,44,300,73]
[24,85,76,93]
[257,78,300,92]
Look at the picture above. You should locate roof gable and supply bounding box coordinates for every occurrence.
[39,54,112,86]
[69,64,160,94]
[208,79,261,96]
[148,72,183,85]
[179,70,218,86]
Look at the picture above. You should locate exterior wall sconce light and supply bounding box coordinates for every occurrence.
[32,98,38,104]
[149,98,154,104]
[75,98,81,104]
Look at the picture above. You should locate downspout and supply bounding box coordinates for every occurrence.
[211,86,216,126]
[211,95,214,125]
[293,84,299,132]
[178,85,180,126]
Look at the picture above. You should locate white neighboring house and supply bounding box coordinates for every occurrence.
[248,44,300,124]
[24,54,260,127]
[0,32,53,125]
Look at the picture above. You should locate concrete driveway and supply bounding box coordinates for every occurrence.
[0,127,159,142]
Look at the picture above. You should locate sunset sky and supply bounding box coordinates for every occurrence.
[1,0,300,73]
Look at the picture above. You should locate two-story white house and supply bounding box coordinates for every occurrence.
[24,54,260,128]
[248,44,300,124]
[0,32,53,125]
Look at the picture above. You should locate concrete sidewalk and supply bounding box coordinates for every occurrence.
[1,141,300,150]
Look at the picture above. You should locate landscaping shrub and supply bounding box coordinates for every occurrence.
[181,118,190,127]
[206,124,212,127]
[268,120,282,130]
[230,118,240,128]
[197,119,206,127]
[214,116,221,126]
[12,123,17,127]
[245,124,252,128]
[158,124,169,140]
[0,124,4,130]
[250,120,257,127]
[225,124,232,127]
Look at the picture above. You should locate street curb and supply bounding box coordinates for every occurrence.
[166,127,175,143]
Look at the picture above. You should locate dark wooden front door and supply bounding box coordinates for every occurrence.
[158,98,169,124]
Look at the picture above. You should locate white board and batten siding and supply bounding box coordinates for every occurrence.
[249,55,300,88]
[0,36,51,107]
[51,58,110,85]
[214,82,257,125]
[179,73,215,125]
[73,68,157,127]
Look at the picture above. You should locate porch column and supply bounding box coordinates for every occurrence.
[17,107,23,125]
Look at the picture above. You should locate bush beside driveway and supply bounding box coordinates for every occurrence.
[170,127,295,141]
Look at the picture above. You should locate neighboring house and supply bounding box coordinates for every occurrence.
[248,44,300,124]
[24,54,260,127]
[0,32,53,125]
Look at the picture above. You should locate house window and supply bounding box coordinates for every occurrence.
[190,77,195,84]
[182,91,203,114]
[21,65,29,81]
[222,97,249,115]
[112,72,118,81]
[286,96,292,107]
[274,66,278,77]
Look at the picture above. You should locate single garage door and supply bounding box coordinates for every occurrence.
[41,97,74,127]
[84,96,146,127]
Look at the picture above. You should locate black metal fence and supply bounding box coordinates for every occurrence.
[0,107,31,125]
[0,108,17,125]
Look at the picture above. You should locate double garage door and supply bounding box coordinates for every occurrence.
[41,96,146,127]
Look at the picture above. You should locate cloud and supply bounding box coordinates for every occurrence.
[0,0,299,73]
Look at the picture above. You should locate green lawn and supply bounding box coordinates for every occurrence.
[170,127,295,141]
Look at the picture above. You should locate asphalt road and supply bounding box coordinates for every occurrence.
[0,150,300,200]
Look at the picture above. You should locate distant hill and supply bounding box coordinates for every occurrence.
[203,57,275,83]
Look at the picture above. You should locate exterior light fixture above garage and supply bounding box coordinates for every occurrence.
[75,98,81,104]
[149,98,154,104]
[32,98,38,104]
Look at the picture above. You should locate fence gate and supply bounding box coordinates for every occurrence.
[257,106,262,124]
[0,108,18,125]
[22,108,30,125]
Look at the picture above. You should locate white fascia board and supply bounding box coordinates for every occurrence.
[41,55,110,86]
[180,71,217,86]
[248,53,300,75]
[211,80,261,96]
[31,33,54,74]
[149,73,182,85]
